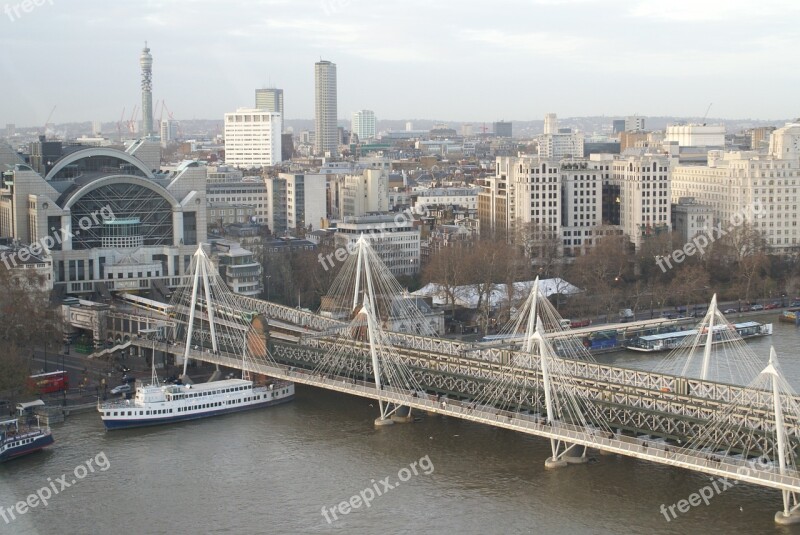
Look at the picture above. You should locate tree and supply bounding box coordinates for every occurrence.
[422,245,471,316]
[568,233,632,320]
[0,265,59,397]
[514,221,562,276]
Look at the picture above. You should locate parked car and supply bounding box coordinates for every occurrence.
[723,308,738,314]
[750,304,764,311]
[109,384,132,395]
[765,302,780,310]
[619,309,634,322]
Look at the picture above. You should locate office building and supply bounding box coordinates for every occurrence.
[351,110,376,142]
[671,123,800,251]
[493,121,512,138]
[314,60,338,156]
[625,116,645,132]
[672,197,713,245]
[223,108,282,168]
[611,153,672,249]
[664,124,725,147]
[160,119,178,147]
[280,173,326,232]
[538,131,584,159]
[255,88,284,133]
[544,113,558,135]
[334,215,420,276]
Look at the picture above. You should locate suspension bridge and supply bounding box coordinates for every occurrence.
[121,238,800,525]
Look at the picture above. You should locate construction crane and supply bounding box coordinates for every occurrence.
[127,104,139,134]
[702,103,713,126]
[161,100,181,139]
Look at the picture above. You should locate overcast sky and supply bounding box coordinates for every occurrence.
[2,0,798,126]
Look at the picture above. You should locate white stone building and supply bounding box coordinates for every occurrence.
[671,123,800,251]
[611,153,672,249]
[665,124,725,147]
[538,132,584,159]
[223,108,282,168]
[414,187,479,213]
[351,110,376,142]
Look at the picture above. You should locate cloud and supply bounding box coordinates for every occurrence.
[627,0,800,22]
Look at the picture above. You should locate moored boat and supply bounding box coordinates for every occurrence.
[627,321,772,353]
[0,418,54,462]
[98,377,294,430]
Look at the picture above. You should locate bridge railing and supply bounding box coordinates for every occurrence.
[130,338,800,492]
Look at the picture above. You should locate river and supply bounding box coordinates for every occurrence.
[1,315,799,534]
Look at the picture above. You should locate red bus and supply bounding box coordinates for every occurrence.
[28,371,69,394]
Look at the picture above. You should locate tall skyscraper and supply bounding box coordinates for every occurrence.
[543,113,558,135]
[351,110,376,141]
[255,88,284,133]
[140,42,154,137]
[314,60,338,156]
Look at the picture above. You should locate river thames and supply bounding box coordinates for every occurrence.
[2,315,799,534]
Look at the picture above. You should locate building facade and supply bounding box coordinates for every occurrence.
[493,121,512,138]
[223,108,282,168]
[611,153,672,249]
[671,197,713,245]
[314,60,338,156]
[334,215,420,276]
[280,173,326,233]
[538,132,584,159]
[255,88,284,134]
[664,124,725,147]
[352,110,376,142]
[213,240,262,297]
[0,144,207,296]
[671,123,800,251]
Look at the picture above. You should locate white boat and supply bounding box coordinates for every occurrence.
[626,321,772,353]
[98,378,294,430]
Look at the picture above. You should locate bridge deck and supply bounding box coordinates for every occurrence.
[129,338,800,494]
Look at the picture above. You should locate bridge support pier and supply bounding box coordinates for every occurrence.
[374,417,395,427]
[775,491,800,525]
[544,442,587,469]
[775,510,800,525]
[544,457,568,469]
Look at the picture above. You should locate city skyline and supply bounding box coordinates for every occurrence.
[1,0,799,126]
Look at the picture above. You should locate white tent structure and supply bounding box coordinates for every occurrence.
[412,278,580,310]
